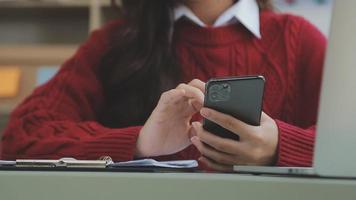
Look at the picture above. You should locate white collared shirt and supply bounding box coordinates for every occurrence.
[174,0,261,38]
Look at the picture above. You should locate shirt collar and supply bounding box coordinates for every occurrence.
[174,0,261,39]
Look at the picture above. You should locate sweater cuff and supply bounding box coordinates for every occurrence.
[82,125,142,161]
[275,120,315,167]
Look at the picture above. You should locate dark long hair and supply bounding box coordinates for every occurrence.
[99,0,272,128]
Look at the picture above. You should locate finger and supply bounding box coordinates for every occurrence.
[191,136,236,165]
[200,107,254,140]
[189,125,197,138]
[192,122,247,155]
[260,111,272,123]
[176,84,204,105]
[199,156,233,172]
[188,79,206,93]
[189,99,203,112]
[160,89,186,105]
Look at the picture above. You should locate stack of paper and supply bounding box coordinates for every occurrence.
[109,159,198,169]
[0,160,16,166]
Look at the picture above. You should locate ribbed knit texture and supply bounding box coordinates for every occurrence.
[1,11,326,166]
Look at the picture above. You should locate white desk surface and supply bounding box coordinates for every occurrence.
[1,171,356,200]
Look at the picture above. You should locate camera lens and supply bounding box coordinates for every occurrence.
[211,92,219,100]
[209,83,230,102]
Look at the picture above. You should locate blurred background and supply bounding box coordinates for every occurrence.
[0,0,333,136]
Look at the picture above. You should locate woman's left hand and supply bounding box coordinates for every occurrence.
[191,108,279,172]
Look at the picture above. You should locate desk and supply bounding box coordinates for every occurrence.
[0,171,356,200]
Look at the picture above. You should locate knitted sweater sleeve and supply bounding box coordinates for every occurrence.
[276,18,327,166]
[1,21,141,161]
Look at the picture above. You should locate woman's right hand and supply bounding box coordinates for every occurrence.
[135,79,205,158]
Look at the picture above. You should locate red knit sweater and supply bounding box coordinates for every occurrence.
[1,11,326,167]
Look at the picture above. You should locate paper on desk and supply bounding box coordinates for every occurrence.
[0,160,16,166]
[109,159,198,169]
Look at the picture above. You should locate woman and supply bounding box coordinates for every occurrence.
[1,0,326,171]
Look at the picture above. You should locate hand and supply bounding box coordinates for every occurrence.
[191,108,278,172]
[135,79,205,158]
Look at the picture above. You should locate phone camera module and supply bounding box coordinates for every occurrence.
[209,83,231,102]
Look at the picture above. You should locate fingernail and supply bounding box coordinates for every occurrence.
[200,108,210,117]
[190,136,198,143]
[192,122,199,129]
[189,127,197,137]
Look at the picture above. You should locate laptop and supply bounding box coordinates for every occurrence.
[234,0,356,178]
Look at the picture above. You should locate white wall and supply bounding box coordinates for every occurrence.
[273,0,334,37]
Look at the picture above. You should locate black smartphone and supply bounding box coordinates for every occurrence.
[203,76,265,140]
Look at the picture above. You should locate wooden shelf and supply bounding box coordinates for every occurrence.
[0,66,37,115]
[0,44,78,115]
[0,45,77,65]
[0,0,120,39]
[0,45,77,114]
[0,0,121,116]
[0,0,112,8]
